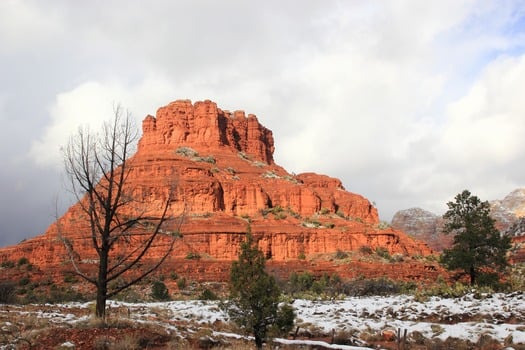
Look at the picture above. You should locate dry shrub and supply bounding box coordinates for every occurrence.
[75,316,107,329]
[476,334,501,350]
[0,281,16,303]
[112,334,142,350]
[332,328,359,345]
[422,337,473,350]
[93,336,112,350]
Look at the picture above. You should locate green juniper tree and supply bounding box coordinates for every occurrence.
[226,228,295,349]
[440,190,511,285]
[151,280,170,301]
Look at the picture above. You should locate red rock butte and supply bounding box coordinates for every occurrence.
[0,99,442,284]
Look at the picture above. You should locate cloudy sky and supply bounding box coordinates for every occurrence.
[1,0,525,247]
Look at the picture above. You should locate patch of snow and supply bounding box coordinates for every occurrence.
[3,293,525,346]
[275,338,374,349]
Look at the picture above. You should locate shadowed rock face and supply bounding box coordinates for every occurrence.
[0,99,439,284]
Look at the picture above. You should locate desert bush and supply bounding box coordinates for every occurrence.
[476,272,504,290]
[311,279,327,295]
[375,247,391,260]
[270,303,296,336]
[238,151,249,160]
[283,175,299,184]
[113,288,142,303]
[262,170,279,179]
[332,329,359,345]
[0,281,16,303]
[477,334,500,349]
[225,167,236,174]
[508,263,525,291]
[359,245,373,255]
[93,336,112,350]
[175,146,198,157]
[377,221,390,229]
[334,250,349,259]
[414,280,471,300]
[262,205,288,220]
[48,286,85,303]
[17,257,29,266]
[320,208,330,215]
[289,271,314,293]
[185,252,201,260]
[199,288,218,300]
[151,281,170,301]
[18,277,30,286]
[286,272,344,297]
[390,253,405,263]
[63,274,78,283]
[193,155,216,164]
[301,218,321,228]
[1,260,15,268]
[176,277,187,290]
[343,277,401,296]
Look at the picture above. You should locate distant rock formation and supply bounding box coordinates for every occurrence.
[0,99,440,285]
[391,208,450,251]
[391,189,525,262]
[490,188,525,232]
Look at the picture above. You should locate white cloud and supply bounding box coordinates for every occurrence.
[436,54,525,191]
[15,0,525,231]
[29,78,180,167]
[0,0,64,53]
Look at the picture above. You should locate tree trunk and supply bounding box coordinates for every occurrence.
[95,287,107,319]
[469,266,476,285]
[254,325,264,350]
[254,335,263,350]
[96,250,109,319]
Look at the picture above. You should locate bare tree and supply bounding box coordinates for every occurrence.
[60,105,179,319]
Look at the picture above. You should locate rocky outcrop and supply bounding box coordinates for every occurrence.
[0,99,437,285]
[490,189,525,232]
[392,189,525,262]
[139,100,275,164]
[391,208,450,251]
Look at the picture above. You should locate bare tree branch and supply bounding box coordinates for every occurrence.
[59,104,179,319]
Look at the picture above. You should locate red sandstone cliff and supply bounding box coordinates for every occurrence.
[0,99,438,284]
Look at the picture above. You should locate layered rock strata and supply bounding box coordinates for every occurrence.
[0,99,436,284]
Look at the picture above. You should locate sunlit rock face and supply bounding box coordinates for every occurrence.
[0,99,438,284]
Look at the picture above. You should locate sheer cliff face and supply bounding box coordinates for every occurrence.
[0,99,436,283]
[139,99,275,164]
[130,99,379,222]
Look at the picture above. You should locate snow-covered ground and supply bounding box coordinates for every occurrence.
[3,293,525,349]
[292,293,525,344]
